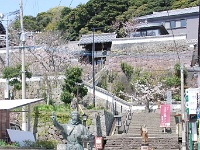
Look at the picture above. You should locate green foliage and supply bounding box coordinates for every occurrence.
[33,105,71,124]
[2,64,32,91]
[113,82,125,99]
[108,70,118,83]
[36,140,57,149]
[86,104,95,109]
[131,68,152,85]
[10,139,57,149]
[60,91,73,104]
[10,0,199,40]
[0,140,19,148]
[60,67,88,104]
[98,74,107,89]
[165,76,180,87]
[121,62,133,81]
[164,63,188,87]
[34,104,71,112]
[173,94,181,101]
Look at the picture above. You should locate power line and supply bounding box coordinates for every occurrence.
[69,0,74,7]
[165,0,180,62]
[58,0,63,6]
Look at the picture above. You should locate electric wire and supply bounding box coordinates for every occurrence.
[69,0,74,7]
[58,0,63,6]
[165,0,180,62]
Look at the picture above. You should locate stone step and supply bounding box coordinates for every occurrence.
[104,112,180,150]
[104,138,179,148]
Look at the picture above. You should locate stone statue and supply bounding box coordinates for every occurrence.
[51,111,90,150]
[140,124,148,143]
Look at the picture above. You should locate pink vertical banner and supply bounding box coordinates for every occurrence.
[160,104,170,127]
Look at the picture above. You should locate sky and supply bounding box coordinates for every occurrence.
[0,0,89,17]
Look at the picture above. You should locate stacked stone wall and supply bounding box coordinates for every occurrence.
[108,39,192,72]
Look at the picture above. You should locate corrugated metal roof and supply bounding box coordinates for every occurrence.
[138,6,199,20]
[0,98,44,110]
[78,33,117,45]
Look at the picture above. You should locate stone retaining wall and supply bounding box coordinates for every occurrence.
[108,38,192,72]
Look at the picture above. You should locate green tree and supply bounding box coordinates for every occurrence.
[121,62,133,81]
[164,63,188,87]
[2,64,32,95]
[60,67,88,104]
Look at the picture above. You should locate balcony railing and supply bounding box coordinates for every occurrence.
[80,50,107,58]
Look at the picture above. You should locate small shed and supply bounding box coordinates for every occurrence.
[78,33,117,64]
[0,98,44,141]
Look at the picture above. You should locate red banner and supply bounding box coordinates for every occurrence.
[160,104,170,127]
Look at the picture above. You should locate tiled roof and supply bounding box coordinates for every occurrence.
[78,33,117,45]
[138,6,199,20]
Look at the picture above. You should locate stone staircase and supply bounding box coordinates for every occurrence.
[104,111,180,150]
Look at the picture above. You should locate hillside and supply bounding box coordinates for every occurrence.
[11,0,199,40]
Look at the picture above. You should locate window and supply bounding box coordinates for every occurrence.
[165,19,186,29]
[147,30,159,36]
[170,21,175,28]
[165,22,170,29]
[180,19,186,27]
[141,31,146,37]
[175,21,181,28]
[132,32,140,37]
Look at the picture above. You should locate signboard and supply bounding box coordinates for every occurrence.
[192,122,197,141]
[95,136,103,149]
[166,90,172,105]
[185,88,199,114]
[7,129,35,146]
[160,104,170,127]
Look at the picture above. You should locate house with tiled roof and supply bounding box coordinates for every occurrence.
[137,6,199,41]
[78,33,117,65]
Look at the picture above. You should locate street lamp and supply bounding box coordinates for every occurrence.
[82,113,88,127]
[82,113,88,148]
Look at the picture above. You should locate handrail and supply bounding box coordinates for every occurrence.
[109,118,116,136]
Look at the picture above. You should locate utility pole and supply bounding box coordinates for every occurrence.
[91,27,104,107]
[5,16,9,100]
[92,28,95,107]
[0,10,19,100]
[197,2,200,149]
[20,0,27,131]
[181,65,186,150]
